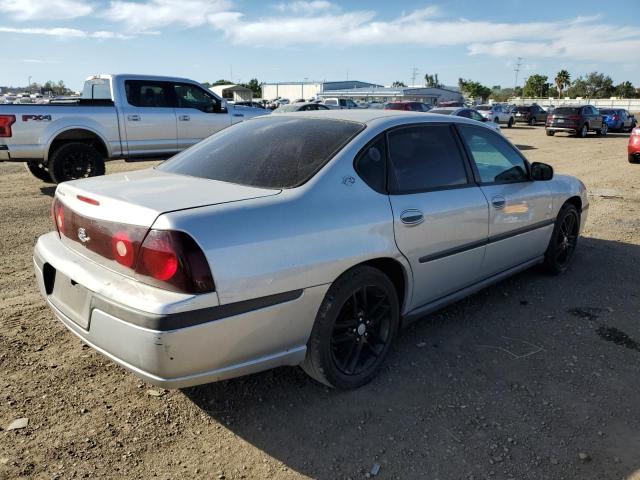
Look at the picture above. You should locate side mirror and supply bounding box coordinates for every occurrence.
[214,100,228,114]
[531,162,553,181]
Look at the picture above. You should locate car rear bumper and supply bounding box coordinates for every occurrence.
[0,145,9,161]
[546,126,577,133]
[33,232,328,388]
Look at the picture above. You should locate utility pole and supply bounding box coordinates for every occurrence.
[513,57,523,90]
[410,67,419,87]
[27,76,32,93]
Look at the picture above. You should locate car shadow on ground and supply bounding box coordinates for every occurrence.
[515,144,536,151]
[182,236,640,479]
[40,186,56,197]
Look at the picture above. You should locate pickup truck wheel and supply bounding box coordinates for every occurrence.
[25,161,54,183]
[596,123,608,136]
[544,203,580,275]
[507,118,514,128]
[545,130,555,136]
[302,265,399,389]
[48,143,106,184]
[528,117,536,126]
[494,117,500,124]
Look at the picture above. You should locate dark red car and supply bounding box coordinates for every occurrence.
[384,102,432,112]
[629,127,640,163]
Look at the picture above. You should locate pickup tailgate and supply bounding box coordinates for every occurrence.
[57,168,281,227]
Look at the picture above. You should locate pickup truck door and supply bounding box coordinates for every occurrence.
[173,83,232,150]
[120,80,178,157]
[457,125,553,276]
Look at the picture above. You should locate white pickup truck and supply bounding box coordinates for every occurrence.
[0,74,268,183]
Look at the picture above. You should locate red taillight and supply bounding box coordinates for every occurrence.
[77,195,100,206]
[140,231,179,281]
[52,197,65,235]
[53,199,214,294]
[111,231,135,267]
[0,115,16,137]
[632,128,640,137]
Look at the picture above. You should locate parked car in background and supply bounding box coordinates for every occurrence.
[273,102,331,113]
[476,104,514,128]
[234,101,266,109]
[430,107,502,134]
[323,98,359,109]
[384,102,432,112]
[629,127,640,163]
[34,110,587,390]
[514,105,548,126]
[545,105,607,138]
[0,74,269,183]
[600,109,636,132]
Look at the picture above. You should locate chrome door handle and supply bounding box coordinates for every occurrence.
[127,114,140,121]
[400,209,424,225]
[178,115,190,121]
[491,195,506,209]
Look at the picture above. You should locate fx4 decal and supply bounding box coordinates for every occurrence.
[22,115,52,122]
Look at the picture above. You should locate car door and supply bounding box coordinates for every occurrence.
[457,124,553,276]
[386,124,490,309]
[590,106,603,130]
[173,82,232,150]
[121,80,178,157]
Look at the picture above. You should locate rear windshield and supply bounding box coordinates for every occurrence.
[553,107,579,115]
[516,106,531,112]
[385,103,405,110]
[476,106,490,111]
[429,109,454,115]
[274,104,300,112]
[158,117,364,189]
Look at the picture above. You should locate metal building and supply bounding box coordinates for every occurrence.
[317,86,464,106]
[261,80,382,102]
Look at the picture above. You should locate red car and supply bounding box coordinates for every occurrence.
[629,127,640,164]
[384,101,432,112]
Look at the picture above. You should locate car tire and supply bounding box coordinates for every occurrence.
[507,117,514,128]
[629,154,640,164]
[576,124,588,138]
[528,117,536,126]
[494,117,500,124]
[48,142,106,184]
[544,203,580,275]
[596,123,608,136]
[302,265,400,389]
[545,130,555,136]
[25,161,54,183]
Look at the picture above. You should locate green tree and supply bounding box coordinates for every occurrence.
[392,81,407,87]
[424,73,440,88]
[571,72,614,98]
[458,78,492,102]
[523,74,549,97]
[554,69,571,98]
[566,77,587,97]
[209,79,233,86]
[239,78,261,98]
[490,87,515,103]
[615,81,636,98]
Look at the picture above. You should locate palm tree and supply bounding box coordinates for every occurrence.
[555,70,571,99]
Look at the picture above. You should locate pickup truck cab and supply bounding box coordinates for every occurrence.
[0,74,268,183]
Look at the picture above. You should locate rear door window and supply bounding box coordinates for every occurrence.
[458,125,528,184]
[355,136,387,193]
[125,80,174,108]
[387,125,469,194]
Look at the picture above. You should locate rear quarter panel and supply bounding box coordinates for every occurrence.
[153,123,409,308]
[0,105,121,160]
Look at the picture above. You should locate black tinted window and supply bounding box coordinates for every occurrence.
[355,136,386,193]
[459,125,528,183]
[125,80,173,108]
[174,83,220,113]
[158,117,364,189]
[554,107,579,115]
[457,109,471,118]
[387,125,468,193]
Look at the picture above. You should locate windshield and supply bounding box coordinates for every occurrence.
[553,107,580,115]
[429,109,454,115]
[158,117,365,189]
[599,109,615,115]
[476,106,490,111]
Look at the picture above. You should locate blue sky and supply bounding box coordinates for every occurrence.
[1,0,639,91]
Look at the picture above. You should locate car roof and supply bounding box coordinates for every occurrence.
[256,109,494,129]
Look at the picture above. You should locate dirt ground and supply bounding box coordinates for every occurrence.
[1,126,639,480]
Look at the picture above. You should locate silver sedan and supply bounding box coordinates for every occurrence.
[430,106,502,133]
[33,110,588,390]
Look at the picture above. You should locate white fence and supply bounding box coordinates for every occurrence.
[510,97,640,112]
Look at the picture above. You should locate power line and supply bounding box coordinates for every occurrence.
[514,57,523,90]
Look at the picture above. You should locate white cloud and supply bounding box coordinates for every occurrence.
[274,1,338,15]
[103,0,233,31]
[0,0,93,20]
[0,26,130,39]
